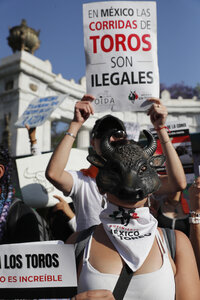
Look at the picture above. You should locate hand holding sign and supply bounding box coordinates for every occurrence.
[147,98,168,129]
[73,94,95,124]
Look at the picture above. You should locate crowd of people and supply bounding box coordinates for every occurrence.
[0,94,200,299]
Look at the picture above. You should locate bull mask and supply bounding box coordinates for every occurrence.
[87,129,166,202]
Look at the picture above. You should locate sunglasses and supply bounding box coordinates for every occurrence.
[112,130,127,139]
[92,130,127,139]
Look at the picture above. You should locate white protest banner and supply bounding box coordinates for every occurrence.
[15,95,67,128]
[83,1,159,113]
[0,241,77,298]
[16,149,90,208]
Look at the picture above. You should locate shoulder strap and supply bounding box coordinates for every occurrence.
[161,227,176,260]
[8,198,22,210]
[75,225,97,268]
[31,209,49,241]
[113,263,134,300]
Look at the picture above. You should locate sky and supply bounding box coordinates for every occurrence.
[0,0,199,88]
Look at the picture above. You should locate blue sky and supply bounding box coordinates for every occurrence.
[0,0,199,87]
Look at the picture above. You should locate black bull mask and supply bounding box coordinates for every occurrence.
[87,129,166,202]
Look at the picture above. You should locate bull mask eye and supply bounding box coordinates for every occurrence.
[139,165,147,175]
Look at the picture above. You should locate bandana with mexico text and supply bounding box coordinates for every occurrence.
[99,202,158,272]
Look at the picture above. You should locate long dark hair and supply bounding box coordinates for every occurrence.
[0,145,14,240]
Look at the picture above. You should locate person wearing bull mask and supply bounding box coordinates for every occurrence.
[68,131,199,300]
[46,94,186,231]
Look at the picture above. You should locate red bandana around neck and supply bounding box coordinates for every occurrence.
[80,165,98,178]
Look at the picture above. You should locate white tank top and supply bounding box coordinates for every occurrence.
[78,230,175,300]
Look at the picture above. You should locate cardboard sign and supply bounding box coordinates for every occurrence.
[16,149,90,208]
[15,95,67,128]
[0,241,77,298]
[83,1,159,112]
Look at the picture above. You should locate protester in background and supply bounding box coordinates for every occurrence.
[0,145,15,242]
[46,96,129,231]
[152,191,190,236]
[0,144,46,243]
[46,94,187,232]
[67,133,199,300]
[189,176,200,276]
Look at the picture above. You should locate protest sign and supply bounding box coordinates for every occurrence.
[149,121,195,184]
[0,241,77,298]
[83,1,159,112]
[15,95,67,128]
[16,149,90,208]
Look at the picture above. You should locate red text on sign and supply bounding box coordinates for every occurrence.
[89,19,137,31]
[89,34,151,53]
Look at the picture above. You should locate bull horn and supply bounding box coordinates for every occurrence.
[143,130,157,157]
[100,129,117,159]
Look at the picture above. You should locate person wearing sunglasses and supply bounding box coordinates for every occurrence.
[46,94,186,232]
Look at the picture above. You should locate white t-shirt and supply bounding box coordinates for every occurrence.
[66,170,103,231]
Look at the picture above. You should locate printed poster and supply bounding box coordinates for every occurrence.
[0,241,77,298]
[149,121,195,184]
[15,95,67,128]
[83,1,159,112]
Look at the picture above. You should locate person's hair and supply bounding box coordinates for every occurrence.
[0,145,14,241]
[91,115,126,139]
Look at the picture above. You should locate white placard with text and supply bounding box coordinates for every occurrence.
[83,1,159,112]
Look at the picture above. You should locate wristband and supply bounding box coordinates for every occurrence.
[155,126,171,133]
[189,217,200,224]
[30,139,37,143]
[190,211,200,217]
[65,132,76,139]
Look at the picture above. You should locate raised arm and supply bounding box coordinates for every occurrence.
[45,94,95,195]
[25,124,41,156]
[147,98,187,194]
[189,176,200,276]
